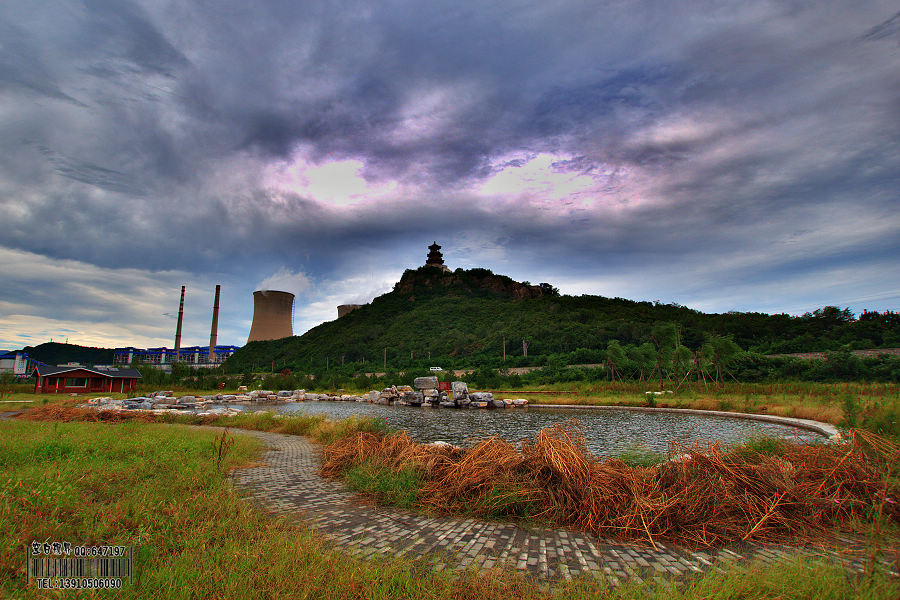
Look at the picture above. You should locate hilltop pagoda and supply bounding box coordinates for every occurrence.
[425,242,450,271]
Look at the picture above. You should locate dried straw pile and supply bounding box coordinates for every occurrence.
[321,423,899,548]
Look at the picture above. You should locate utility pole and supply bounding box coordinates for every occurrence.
[341,354,345,366]
[326,356,329,371]
[383,347,387,370]
[522,338,528,358]
[503,336,506,362]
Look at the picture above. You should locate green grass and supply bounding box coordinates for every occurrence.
[559,555,899,599]
[344,460,423,508]
[476,483,543,521]
[1,419,897,599]
[616,443,668,467]
[729,435,788,461]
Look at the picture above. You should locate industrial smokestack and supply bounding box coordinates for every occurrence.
[247,290,294,342]
[208,284,221,364]
[173,285,186,358]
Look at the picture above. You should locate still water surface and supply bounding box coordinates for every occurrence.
[241,402,824,457]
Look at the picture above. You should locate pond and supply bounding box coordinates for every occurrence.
[240,402,825,457]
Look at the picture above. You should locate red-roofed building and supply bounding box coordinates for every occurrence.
[32,365,142,394]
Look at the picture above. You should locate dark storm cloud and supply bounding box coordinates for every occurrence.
[1,0,899,348]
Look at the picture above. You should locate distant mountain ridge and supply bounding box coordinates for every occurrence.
[11,267,897,373]
[14,342,114,366]
[224,266,900,372]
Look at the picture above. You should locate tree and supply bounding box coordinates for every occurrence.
[702,334,742,387]
[628,343,656,382]
[605,340,627,384]
[650,322,678,390]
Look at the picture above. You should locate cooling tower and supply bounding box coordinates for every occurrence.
[247,290,294,342]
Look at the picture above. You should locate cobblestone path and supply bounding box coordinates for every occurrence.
[231,430,878,584]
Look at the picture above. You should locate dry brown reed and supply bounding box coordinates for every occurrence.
[321,423,900,548]
[15,405,157,423]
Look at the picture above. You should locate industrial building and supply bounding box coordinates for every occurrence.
[112,345,239,367]
[0,351,34,378]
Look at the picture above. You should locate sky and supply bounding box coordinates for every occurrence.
[2,1,899,351]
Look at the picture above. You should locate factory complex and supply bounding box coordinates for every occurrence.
[112,345,241,367]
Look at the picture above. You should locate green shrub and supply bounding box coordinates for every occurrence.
[841,393,860,428]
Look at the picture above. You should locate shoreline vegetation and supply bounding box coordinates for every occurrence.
[3,379,898,438]
[3,407,899,598]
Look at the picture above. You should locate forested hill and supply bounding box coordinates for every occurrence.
[15,342,115,366]
[224,266,900,372]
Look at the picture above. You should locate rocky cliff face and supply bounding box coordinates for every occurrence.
[393,267,549,299]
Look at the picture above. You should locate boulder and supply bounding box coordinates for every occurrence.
[427,441,455,448]
[451,381,468,401]
[403,391,424,406]
[413,376,438,390]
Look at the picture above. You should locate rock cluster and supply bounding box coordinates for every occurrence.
[355,380,528,409]
[78,378,529,415]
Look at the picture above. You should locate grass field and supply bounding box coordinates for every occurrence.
[2,417,898,598]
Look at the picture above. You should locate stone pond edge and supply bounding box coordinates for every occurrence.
[527,404,843,442]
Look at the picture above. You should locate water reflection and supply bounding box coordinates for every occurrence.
[242,402,824,457]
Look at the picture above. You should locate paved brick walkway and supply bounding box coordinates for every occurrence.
[231,430,879,584]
